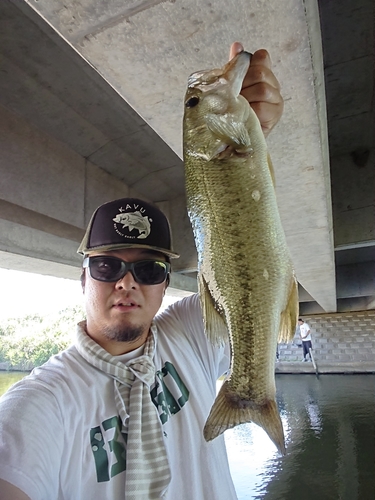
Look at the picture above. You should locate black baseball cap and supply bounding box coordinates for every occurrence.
[77,197,179,259]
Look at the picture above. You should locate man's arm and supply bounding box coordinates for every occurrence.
[229,42,284,137]
[0,479,31,500]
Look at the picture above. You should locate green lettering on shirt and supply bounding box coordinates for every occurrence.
[163,361,189,407]
[103,416,127,477]
[90,417,127,482]
[90,425,109,482]
[151,361,190,424]
[90,361,189,483]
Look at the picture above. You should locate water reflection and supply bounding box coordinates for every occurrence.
[225,374,375,500]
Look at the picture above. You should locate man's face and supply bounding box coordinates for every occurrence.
[82,248,168,355]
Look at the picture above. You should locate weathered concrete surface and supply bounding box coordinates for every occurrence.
[0,0,373,314]
[0,0,337,313]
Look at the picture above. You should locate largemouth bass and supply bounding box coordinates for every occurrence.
[183,51,298,455]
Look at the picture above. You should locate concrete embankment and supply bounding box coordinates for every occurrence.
[276,309,375,374]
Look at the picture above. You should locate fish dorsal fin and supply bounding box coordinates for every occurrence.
[205,113,252,153]
[198,272,229,346]
[278,274,299,343]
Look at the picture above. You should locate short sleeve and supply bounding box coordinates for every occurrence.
[0,378,64,500]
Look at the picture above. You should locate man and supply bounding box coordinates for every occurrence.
[298,318,312,362]
[0,43,284,500]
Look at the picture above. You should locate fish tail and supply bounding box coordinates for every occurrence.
[203,381,286,455]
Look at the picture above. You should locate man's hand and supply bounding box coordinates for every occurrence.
[229,42,284,137]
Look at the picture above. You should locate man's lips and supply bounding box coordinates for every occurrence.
[112,299,139,309]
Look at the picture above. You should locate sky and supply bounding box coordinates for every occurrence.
[0,268,84,320]
[0,268,180,321]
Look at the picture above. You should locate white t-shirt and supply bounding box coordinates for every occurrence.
[0,294,237,500]
[300,322,311,341]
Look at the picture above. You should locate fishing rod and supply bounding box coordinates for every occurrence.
[309,347,319,378]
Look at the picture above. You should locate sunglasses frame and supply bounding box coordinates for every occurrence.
[82,256,170,285]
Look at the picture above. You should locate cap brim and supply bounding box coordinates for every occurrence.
[78,242,180,259]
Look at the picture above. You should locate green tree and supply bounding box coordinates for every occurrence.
[0,305,85,370]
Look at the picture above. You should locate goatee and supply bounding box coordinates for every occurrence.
[102,324,146,343]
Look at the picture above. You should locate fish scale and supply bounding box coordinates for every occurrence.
[183,51,298,454]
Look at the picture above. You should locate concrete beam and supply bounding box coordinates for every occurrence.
[336,262,375,299]
[21,0,336,311]
[0,0,184,203]
[331,151,375,247]
[0,0,341,311]
[0,100,197,291]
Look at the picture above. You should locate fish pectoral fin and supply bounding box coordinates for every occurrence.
[198,272,229,346]
[205,114,252,154]
[203,381,286,455]
[278,273,299,343]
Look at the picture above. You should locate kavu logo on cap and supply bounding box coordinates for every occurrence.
[77,197,180,259]
[113,205,152,240]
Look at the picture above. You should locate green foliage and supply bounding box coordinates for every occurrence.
[0,305,85,370]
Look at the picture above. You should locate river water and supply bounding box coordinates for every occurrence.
[225,374,375,500]
[1,372,374,499]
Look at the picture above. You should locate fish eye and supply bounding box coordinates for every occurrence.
[185,96,200,108]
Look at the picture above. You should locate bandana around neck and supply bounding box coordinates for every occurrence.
[75,322,171,499]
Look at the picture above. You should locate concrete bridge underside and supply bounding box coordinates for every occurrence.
[0,0,374,314]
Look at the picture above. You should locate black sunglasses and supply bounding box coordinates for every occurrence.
[83,256,170,285]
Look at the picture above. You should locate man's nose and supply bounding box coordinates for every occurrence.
[115,270,138,289]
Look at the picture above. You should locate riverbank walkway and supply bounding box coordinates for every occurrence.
[276,341,375,374]
[276,360,375,374]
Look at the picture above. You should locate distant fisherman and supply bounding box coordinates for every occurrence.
[299,318,313,362]
[0,44,284,500]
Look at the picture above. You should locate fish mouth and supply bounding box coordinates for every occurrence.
[184,51,255,160]
[221,51,252,97]
[188,51,251,98]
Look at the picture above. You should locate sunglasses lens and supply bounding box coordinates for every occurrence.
[133,261,169,285]
[89,256,124,282]
[85,257,169,284]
